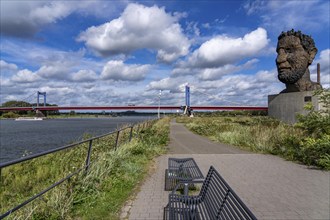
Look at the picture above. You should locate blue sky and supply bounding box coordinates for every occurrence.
[1,0,329,107]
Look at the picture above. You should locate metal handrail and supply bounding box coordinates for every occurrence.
[0,129,117,169]
[0,118,157,218]
[0,125,133,169]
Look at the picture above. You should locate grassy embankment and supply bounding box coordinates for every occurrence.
[177,89,330,170]
[0,117,170,219]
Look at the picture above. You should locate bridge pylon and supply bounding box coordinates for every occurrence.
[37,91,46,107]
[184,85,192,116]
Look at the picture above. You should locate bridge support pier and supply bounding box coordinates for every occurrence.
[184,85,192,116]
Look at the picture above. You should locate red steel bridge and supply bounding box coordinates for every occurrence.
[0,105,268,112]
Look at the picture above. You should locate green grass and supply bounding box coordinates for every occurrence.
[177,115,330,170]
[0,117,170,219]
[177,116,286,152]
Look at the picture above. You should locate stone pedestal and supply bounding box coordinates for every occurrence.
[268,91,322,124]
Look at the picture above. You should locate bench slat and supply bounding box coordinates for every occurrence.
[165,158,204,191]
[165,166,257,220]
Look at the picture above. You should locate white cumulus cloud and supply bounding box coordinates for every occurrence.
[101,60,151,81]
[146,77,185,93]
[0,60,18,70]
[71,70,98,82]
[171,28,268,79]
[198,59,259,80]
[255,69,278,83]
[37,65,70,80]
[77,3,190,63]
[186,27,269,68]
[0,0,121,38]
[11,69,41,83]
[190,71,283,106]
[1,1,73,37]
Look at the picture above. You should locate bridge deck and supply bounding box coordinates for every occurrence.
[0,106,268,111]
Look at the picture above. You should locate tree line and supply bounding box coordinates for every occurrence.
[1,100,59,117]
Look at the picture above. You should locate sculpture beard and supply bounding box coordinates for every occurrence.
[277,67,306,84]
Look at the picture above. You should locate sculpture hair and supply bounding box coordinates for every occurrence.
[278,29,317,54]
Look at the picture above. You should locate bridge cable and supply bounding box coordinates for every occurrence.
[6,92,35,107]
[193,90,241,105]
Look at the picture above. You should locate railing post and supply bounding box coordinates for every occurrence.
[129,126,133,142]
[136,124,140,137]
[0,127,134,217]
[114,130,120,150]
[85,140,93,172]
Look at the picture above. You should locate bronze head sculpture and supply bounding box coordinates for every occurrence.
[276,29,322,93]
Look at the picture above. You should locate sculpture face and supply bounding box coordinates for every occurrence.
[276,35,311,84]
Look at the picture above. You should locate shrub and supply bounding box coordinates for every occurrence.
[300,135,330,167]
[291,89,330,169]
[2,111,19,118]
[318,154,330,170]
[296,89,330,137]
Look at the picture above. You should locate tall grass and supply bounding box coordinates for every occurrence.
[0,117,170,219]
[177,115,329,170]
[178,116,292,152]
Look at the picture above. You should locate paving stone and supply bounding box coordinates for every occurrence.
[127,121,330,220]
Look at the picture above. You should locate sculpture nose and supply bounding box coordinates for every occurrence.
[276,50,287,64]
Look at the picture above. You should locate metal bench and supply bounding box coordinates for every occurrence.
[164,166,257,220]
[165,158,204,191]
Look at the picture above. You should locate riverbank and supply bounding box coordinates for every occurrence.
[0,116,155,163]
[0,112,160,119]
[1,117,170,219]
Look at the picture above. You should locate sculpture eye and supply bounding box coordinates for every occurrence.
[285,48,292,53]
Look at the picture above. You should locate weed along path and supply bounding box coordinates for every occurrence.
[127,120,330,220]
[167,120,248,154]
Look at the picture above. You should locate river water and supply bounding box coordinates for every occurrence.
[0,116,155,164]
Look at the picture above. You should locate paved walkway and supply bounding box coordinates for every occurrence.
[128,121,330,220]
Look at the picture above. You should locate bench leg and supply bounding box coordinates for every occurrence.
[165,169,174,191]
[163,204,169,220]
[184,183,188,196]
[165,169,179,191]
